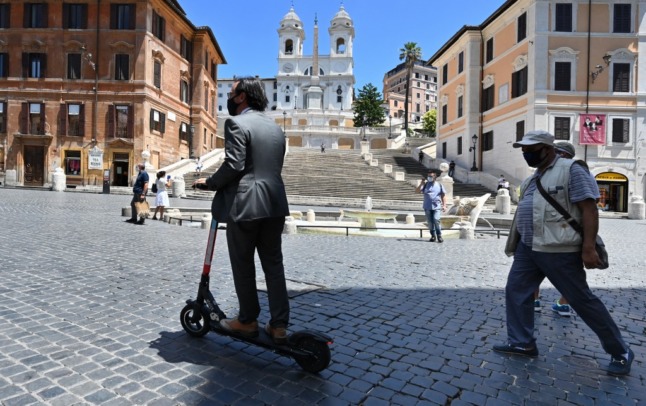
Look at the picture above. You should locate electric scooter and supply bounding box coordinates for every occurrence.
[180,219,333,373]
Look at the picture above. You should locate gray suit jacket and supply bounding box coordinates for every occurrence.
[206,111,289,223]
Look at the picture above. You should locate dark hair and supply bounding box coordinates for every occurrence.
[157,170,166,179]
[233,76,268,111]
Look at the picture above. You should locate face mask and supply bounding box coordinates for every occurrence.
[227,95,240,116]
[427,176,434,182]
[523,148,547,167]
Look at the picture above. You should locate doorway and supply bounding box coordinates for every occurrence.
[595,172,628,212]
[113,153,130,186]
[24,146,44,186]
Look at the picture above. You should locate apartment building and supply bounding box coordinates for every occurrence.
[383,61,438,127]
[429,0,645,212]
[0,0,224,188]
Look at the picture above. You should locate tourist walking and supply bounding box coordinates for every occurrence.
[152,171,171,220]
[493,130,634,376]
[125,163,149,225]
[448,160,455,177]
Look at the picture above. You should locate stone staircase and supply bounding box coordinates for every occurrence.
[184,146,497,210]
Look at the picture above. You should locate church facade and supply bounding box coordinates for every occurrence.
[218,6,397,150]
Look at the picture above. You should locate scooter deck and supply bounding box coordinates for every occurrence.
[209,321,304,354]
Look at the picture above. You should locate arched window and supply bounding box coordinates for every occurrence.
[284,39,293,55]
[336,38,346,54]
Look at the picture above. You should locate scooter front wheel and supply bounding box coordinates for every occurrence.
[180,304,210,337]
[293,337,331,373]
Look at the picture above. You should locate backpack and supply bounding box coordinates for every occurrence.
[151,183,158,193]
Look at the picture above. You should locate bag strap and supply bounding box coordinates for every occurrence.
[535,177,583,235]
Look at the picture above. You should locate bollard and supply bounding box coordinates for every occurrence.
[172,176,186,198]
[306,209,316,222]
[52,168,66,192]
[122,207,132,217]
[628,196,645,220]
[283,216,297,234]
[405,213,415,224]
[495,188,511,215]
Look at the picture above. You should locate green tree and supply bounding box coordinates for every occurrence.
[422,109,437,137]
[399,42,422,135]
[353,83,385,128]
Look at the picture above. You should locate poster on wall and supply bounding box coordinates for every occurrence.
[579,114,606,145]
[88,146,103,170]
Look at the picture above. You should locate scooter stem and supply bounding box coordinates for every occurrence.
[202,220,219,276]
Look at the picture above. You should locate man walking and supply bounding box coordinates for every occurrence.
[493,130,634,376]
[416,170,446,243]
[125,163,148,225]
[193,76,290,344]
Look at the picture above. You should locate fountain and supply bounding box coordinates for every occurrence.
[342,196,398,230]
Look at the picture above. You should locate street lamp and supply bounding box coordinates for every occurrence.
[294,94,298,110]
[361,115,367,141]
[81,45,97,143]
[388,115,392,139]
[469,134,478,171]
[282,111,287,134]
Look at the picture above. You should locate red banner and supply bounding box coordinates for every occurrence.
[579,114,606,145]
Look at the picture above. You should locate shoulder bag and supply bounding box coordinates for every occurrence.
[535,178,609,269]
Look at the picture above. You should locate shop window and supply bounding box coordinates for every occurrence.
[65,150,81,175]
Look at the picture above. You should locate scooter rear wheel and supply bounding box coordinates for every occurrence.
[180,304,210,337]
[293,337,331,373]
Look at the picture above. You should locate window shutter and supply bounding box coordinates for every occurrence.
[613,64,630,92]
[20,103,28,133]
[107,105,114,137]
[62,4,69,28]
[160,18,165,41]
[23,4,29,28]
[41,54,47,77]
[59,104,67,135]
[42,3,48,28]
[554,62,571,91]
[40,103,45,134]
[127,106,134,138]
[79,104,85,137]
[22,52,28,78]
[110,5,117,29]
[160,113,166,133]
[81,5,88,29]
[149,109,154,131]
[129,5,135,29]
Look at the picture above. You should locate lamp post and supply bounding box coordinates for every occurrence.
[81,45,97,143]
[388,115,392,139]
[469,134,478,171]
[282,111,287,134]
[361,115,367,141]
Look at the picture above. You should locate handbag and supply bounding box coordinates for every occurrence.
[152,183,158,193]
[134,199,150,219]
[535,178,609,269]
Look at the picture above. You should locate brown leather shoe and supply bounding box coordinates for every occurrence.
[265,323,288,344]
[219,318,258,338]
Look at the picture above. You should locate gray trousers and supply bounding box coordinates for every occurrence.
[225,217,290,328]
[505,242,627,356]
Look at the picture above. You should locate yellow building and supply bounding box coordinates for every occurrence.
[429,0,645,212]
[0,0,224,188]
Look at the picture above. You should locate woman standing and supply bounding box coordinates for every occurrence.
[152,171,171,220]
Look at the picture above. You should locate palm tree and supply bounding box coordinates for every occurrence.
[399,42,422,135]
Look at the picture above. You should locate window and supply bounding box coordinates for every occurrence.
[67,104,84,136]
[284,39,293,54]
[0,4,10,29]
[204,88,208,111]
[337,95,342,103]
[441,104,447,125]
[285,95,290,103]
[458,52,464,74]
[336,38,345,54]
[153,61,161,88]
[485,38,494,63]
[554,117,570,140]
[179,122,189,141]
[0,53,8,77]
[457,136,462,155]
[152,10,165,41]
[416,103,420,113]
[457,95,463,118]
[67,53,81,79]
[24,3,47,28]
[115,54,129,80]
[516,121,525,142]
[110,4,135,30]
[517,12,527,42]
[180,36,192,60]
[442,64,448,85]
[64,150,81,175]
[0,102,6,133]
[28,102,44,134]
[482,86,495,111]
[63,3,88,29]
[512,66,528,98]
[113,105,132,138]
[612,63,630,92]
[554,62,571,91]
[613,4,631,33]
[442,142,447,159]
[180,80,190,103]
[483,130,494,151]
[611,118,629,143]
[211,62,216,80]
[23,53,46,78]
[150,109,165,133]
[555,4,572,32]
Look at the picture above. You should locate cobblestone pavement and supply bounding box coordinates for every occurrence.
[0,188,644,405]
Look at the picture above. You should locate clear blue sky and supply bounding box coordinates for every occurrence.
[181,1,503,90]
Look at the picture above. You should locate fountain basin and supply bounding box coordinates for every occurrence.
[342,209,398,230]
